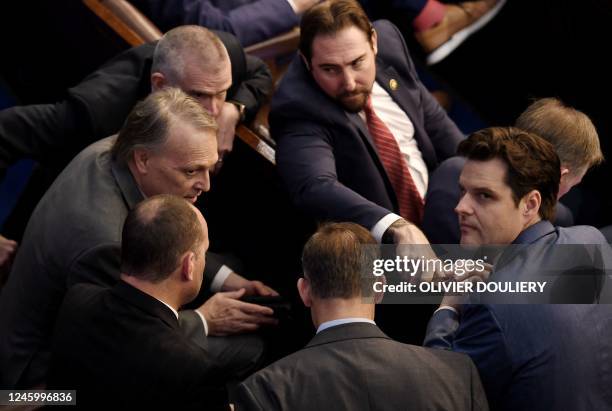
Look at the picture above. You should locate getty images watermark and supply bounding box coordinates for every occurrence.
[360,244,612,304]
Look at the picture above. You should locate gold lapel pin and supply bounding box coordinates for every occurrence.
[389,79,399,90]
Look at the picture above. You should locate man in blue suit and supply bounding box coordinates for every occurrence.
[272,0,465,247]
[425,127,612,410]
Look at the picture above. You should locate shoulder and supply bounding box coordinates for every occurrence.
[557,225,608,244]
[373,20,412,64]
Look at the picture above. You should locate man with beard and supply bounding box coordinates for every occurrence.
[270,0,464,248]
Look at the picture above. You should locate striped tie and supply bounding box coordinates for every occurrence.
[364,96,424,225]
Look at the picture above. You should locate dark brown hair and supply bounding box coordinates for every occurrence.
[458,127,560,221]
[299,0,373,62]
[302,222,378,299]
[121,194,204,283]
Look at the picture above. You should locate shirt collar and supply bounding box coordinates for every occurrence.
[316,317,376,334]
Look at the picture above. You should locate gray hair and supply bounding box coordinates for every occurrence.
[111,87,217,164]
[152,25,229,83]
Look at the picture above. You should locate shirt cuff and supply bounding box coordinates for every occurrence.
[210,265,233,293]
[286,0,299,14]
[371,213,403,243]
[435,306,459,316]
[194,309,209,336]
[413,0,446,32]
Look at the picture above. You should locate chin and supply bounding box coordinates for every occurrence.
[460,235,482,246]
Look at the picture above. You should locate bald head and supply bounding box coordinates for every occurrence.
[121,194,207,283]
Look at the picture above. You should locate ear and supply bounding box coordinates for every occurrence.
[560,166,570,179]
[299,52,311,71]
[181,252,196,282]
[374,274,386,304]
[297,277,312,308]
[132,148,150,174]
[371,28,378,55]
[522,189,541,218]
[150,72,167,91]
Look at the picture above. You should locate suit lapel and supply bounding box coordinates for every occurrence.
[375,59,437,169]
[111,154,145,210]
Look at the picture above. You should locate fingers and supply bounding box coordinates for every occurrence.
[251,281,280,296]
[234,299,274,317]
[0,236,18,267]
[220,288,247,300]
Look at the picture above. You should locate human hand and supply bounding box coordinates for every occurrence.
[0,235,18,279]
[213,102,240,173]
[292,0,321,14]
[438,263,492,310]
[221,272,279,297]
[197,289,278,336]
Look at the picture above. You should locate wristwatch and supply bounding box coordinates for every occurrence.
[228,100,246,123]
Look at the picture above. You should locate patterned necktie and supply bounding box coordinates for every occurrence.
[363,96,424,224]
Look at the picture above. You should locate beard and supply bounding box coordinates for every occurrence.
[337,88,370,113]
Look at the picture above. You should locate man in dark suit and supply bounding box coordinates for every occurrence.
[425,127,612,410]
[0,88,277,388]
[271,0,464,247]
[132,0,321,46]
[236,222,489,411]
[0,24,272,269]
[48,194,229,410]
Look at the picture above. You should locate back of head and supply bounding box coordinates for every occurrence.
[299,0,373,62]
[458,126,560,221]
[111,87,217,165]
[515,97,604,171]
[152,25,229,84]
[302,222,378,299]
[121,194,204,283]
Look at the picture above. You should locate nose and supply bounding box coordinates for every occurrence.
[342,70,356,92]
[454,193,472,216]
[194,172,211,193]
[200,97,221,118]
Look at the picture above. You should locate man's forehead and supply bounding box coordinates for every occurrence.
[311,26,372,63]
[461,158,509,189]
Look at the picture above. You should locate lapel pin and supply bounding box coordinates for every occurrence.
[389,79,399,90]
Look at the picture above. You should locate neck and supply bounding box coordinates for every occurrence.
[310,297,375,329]
[121,274,181,310]
[522,215,542,233]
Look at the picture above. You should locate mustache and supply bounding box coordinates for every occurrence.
[338,89,369,99]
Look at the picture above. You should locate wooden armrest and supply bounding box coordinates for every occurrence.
[245,27,300,61]
[82,0,275,164]
[83,0,162,46]
[236,125,275,165]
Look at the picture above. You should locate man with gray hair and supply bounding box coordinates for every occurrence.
[0,24,272,269]
[0,88,276,389]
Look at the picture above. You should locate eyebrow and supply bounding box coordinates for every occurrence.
[459,182,498,196]
[186,87,230,97]
[317,54,366,69]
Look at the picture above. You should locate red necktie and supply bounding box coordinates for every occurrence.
[364,96,424,225]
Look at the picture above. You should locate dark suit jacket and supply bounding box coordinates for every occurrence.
[47,281,229,410]
[236,322,488,411]
[271,20,464,230]
[0,30,272,177]
[131,0,299,46]
[425,221,612,410]
[0,137,221,388]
